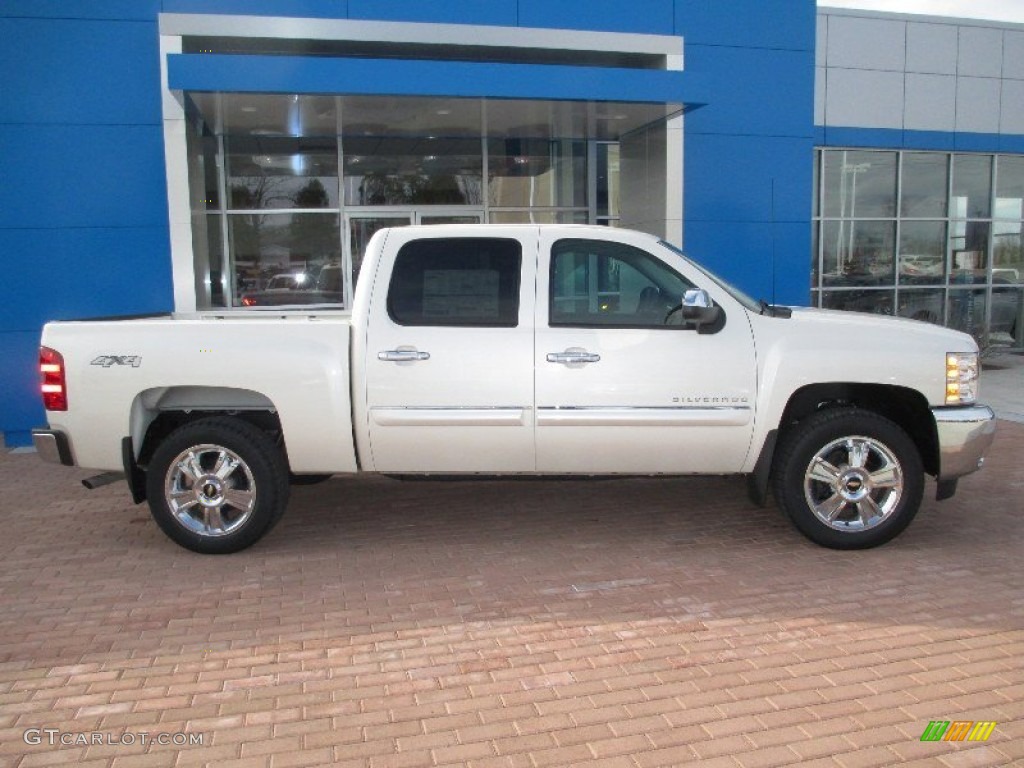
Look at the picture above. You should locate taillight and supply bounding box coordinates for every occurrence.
[241,296,257,307]
[40,346,67,411]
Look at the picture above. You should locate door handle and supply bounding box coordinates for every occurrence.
[546,350,601,365]
[378,349,430,362]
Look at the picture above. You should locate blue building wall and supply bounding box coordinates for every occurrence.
[0,0,816,446]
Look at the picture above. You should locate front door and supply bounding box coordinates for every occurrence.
[362,226,536,472]
[534,230,757,473]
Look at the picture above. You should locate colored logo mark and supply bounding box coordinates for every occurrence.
[920,720,997,742]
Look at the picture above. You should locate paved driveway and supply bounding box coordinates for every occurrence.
[1,423,1022,768]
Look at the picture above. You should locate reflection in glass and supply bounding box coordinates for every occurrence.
[899,221,946,284]
[822,220,896,286]
[228,213,341,306]
[950,154,992,218]
[946,288,987,339]
[343,137,482,205]
[996,155,1024,220]
[811,221,820,288]
[900,152,948,218]
[349,216,411,287]
[821,289,894,316]
[990,287,1023,346]
[488,139,586,208]
[226,137,339,209]
[597,143,620,217]
[488,210,589,224]
[949,220,990,273]
[993,221,1024,284]
[898,288,945,325]
[823,150,897,218]
[204,214,225,308]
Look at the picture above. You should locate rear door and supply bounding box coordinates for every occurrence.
[534,229,757,473]
[362,227,537,472]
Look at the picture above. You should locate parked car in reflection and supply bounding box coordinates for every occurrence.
[826,272,1021,346]
[240,264,344,307]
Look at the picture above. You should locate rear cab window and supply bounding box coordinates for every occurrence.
[387,238,522,327]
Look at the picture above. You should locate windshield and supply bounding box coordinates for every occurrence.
[658,240,762,313]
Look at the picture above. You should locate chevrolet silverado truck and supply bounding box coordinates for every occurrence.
[32,225,996,554]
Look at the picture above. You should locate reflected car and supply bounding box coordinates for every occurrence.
[240,265,344,307]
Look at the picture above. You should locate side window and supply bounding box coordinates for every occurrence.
[388,238,522,327]
[549,239,695,327]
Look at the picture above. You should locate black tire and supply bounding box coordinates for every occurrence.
[772,408,924,550]
[289,473,333,486]
[145,417,290,554]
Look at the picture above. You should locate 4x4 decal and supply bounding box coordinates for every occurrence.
[90,355,142,368]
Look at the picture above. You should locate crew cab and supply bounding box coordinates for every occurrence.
[32,225,996,553]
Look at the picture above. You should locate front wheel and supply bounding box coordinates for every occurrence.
[772,408,924,549]
[145,417,290,554]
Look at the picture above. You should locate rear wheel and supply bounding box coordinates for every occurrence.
[145,417,289,554]
[772,408,924,549]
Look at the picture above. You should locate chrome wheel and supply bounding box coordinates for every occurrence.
[164,443,256,537]
[803,435,903,532]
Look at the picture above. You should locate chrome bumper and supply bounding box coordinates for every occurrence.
[931,405,996,481]
[31,428,75,466]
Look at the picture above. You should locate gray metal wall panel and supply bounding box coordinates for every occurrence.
[815,66,825,125]
[1003,30,1024,79]
[816,14,827,67]
[1000,79,1024,132]
[958,26,1003,78]
[955,76,1002,133]
[904,73,956,131]
[825,68,904,129]
[906,22,957,75]
[826,15,905,71]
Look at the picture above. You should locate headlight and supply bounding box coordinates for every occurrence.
[946,352,979,405]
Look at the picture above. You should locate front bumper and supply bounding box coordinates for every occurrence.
[931,405,996,481]
[31,428,75,466]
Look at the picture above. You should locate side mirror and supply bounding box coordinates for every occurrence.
[681,289,723,334]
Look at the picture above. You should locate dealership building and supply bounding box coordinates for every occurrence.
[2,0,1023,446]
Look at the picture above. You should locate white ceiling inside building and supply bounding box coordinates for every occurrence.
[187,92,683,140]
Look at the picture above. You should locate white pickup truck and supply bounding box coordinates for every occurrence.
[33,225,996,554]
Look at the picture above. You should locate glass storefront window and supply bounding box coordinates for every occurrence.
[821,289,894,316]
[949,220,990,273]
[203,213,225,308]
[597,143,620,218]
[815,148,1024,349]
[225,137,339,210]
[488,210,589,225]
[947,288,987,338]
[993,221,1024,284]
[823,150,897,218]
[488,139,586,208]
[901,152,948,218]
[990,286,1024,345]
[897,288,945,325]
[186,93,624,313]
[342,137,483,206]
[899,221,947,284]
[821,219,896,286]
[996,155,1024,220]
[227,213,341,306]
[951,154,993,218]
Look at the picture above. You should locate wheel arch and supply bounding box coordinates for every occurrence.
[130,386,283,469]
[777,383,938,477]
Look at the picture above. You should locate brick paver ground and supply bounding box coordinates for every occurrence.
[1,423,1022,767]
